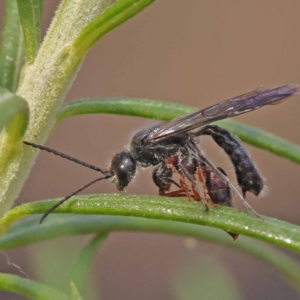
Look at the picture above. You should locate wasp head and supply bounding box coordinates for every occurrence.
[110,151,137,190]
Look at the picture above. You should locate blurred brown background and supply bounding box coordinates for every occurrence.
[2,0,300,299]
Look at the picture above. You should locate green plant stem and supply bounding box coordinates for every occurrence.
[0,0,154,216]
[57,98,300,164]
[2,214,300,293]
[0,272,69,300]
[1,194,300,253]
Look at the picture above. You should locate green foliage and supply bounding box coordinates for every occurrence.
[16,0,44,64]
[0,272,69,300]
[0,87,29,135]
[68,233,108,295]
[70,282,83,300]
[1,195,300,253]
[0,0,26,92]
[0,0,155,218]
[0,87,29,177]
[57,98,300,164]
[0,0,300,299]
[73,0,155,56]
[2,214,300,293]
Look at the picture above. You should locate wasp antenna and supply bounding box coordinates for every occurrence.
[40,175,112,224]
[23,141,108,174]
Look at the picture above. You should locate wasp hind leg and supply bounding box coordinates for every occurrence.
[188,140,260,217]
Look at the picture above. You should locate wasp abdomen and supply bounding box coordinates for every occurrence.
[199,125,264,197]
[204,167,232,206]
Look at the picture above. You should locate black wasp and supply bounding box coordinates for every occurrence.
[24,84,298,224]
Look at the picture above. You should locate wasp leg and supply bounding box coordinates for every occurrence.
[152,162,186,196]
[177,159,210,209]
[159,189,189,197]
[188,141,260,217]
[203,165,239,240]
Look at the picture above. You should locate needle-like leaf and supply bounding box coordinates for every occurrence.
[1,195,300,254]
[0,87,29,173]
[16,0,44,64]
[0,0,26,92]
[0,272,69,300]
[68,233,108,293]
[57,98,300,164]
[1,213,300,292]
[0,87,29,135]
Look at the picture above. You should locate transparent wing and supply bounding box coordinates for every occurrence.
[147,84,298,142]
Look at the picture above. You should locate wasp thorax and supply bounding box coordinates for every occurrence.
[110,151,136,190]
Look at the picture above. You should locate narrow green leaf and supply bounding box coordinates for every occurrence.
[56,98,195,122]
[16,0,44,64]
[44,0,155,81]
[70,282,83,300]
[0,87,29,135]
[2,214,300,293]
[57,98,300,164]
[0,87,29,171]
[0,0,26,92]
[217,119,300,164]
[0,272,69,300]
[72,0,155,57]
[68,233,108,292]
[1,194,300,254]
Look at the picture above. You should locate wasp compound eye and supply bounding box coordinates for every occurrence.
[110,151,136,190]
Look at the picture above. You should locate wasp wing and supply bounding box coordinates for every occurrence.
[147,84,298,142]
